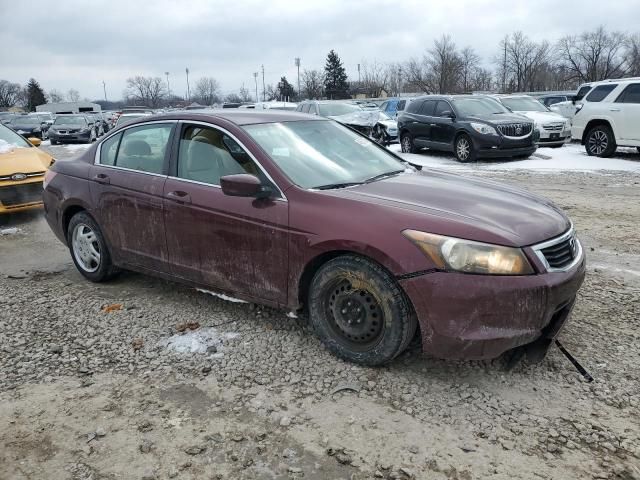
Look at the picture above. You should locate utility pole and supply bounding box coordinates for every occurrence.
[502,36,507,93]
[294,57,300,100]
[253,72,259,103]
[102,80,107,101]
[261,64,265,102]
[185,67,190,102]
[165,71,171,99]
[357,63,361,84]
[397,67,402,96]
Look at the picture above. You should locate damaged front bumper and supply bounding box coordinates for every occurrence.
[399,256,586,361]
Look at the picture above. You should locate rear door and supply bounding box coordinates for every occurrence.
[412,99,436,146]
[89,122,175,271]
[162,121,289,303]
[614,83,640,141]
[430,100,456,146]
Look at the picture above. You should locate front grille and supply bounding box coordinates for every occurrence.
[542,123,564,131]
[540,235,578,269]
[0,171,45,182]
[497,123,533,137]
[0,183,43,207]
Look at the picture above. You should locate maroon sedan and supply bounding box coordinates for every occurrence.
[43,111,585,365]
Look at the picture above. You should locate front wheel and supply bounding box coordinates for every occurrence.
[50,139,58,145]
[454,134,476,162]
[400,132,417,153]
[308,255,417,366]
[67,212,119,282]
[585,125,616,157]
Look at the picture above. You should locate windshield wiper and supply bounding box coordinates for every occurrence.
[313,182,364,190]
[364,169,405,184]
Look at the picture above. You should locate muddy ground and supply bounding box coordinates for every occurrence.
[1,144,639,480]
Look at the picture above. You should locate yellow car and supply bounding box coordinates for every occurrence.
[0,123,54,214]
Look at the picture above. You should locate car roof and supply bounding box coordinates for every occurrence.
[147,110,325,126]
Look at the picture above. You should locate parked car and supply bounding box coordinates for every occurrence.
[115,112,152,128]
[43,110,585,366]
[379,98,416,118]
[371,111,399,145]
[538,95,571,107]
[86,112,110,135]
[571,78,640,157]
[548,82,598,120]
[0,112,16,125]
[493,95,571,147]
[398,95,537,162]
[48,114,97,145]
[0,123,54,215]
[7,115,49,140]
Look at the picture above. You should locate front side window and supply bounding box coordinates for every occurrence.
[176,125,258,185]
[585,84,617,102]
[244,120,405,189]
[615,83,640,104]
[434,101,453,117]
[114,124,172,174]
[575,85,592,101]
[419,100,436,116]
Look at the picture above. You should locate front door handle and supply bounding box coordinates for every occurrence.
[610,109,621,112]
[92,173,110,184]
[430,123,437,127]
[166,190,192,204]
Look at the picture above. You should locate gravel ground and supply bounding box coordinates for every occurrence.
[1,143,639,480]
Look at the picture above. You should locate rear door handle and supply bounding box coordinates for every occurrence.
[92,173,110,184]
[166,190,192,204]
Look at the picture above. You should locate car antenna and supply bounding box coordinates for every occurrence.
[555,340,593,382]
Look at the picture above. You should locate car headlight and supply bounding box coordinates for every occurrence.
[402,230,534,275]
[470,122,497,136]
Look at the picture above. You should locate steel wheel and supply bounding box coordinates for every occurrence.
[587,130,608,155]
[324,279,384,352]
[72,223,101,273]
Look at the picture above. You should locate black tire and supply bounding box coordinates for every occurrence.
[308,255,417,366]
[400,132,417,153]
[50,139,58,145]
[67,211,119,282]
[636,147,640,155]
[585,125,616,157]
[454,133,476,162]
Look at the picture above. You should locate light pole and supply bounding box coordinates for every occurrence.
[253,72,259,103]
[294,57,300,100]
[102,80,107,101]
[357,63,361,84]
[165,71,171,99]
[261,64,265,102]
[185,68,190,103]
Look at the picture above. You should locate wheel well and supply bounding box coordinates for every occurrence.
[62,205,86,238]
[297,251,352,311]
[582,119,612,144]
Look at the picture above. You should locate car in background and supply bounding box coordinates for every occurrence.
[0,112,16,125]
[571,78,640,157]
[548,82,598,120]
[493,95,571,148]
[0,123,54,215]
[7,115,49,140]
[538,95,572,107]
[371,111,399,145]
[379,98,416,118]
[85,112,110,136]
[48,114,97,144]
[115,112,152,128]
[398,95,537,162]
[43,110,585,366]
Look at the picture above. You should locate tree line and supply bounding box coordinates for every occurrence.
[2,25,639,111]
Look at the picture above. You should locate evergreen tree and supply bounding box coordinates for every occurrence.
[276,76,295,100]
[25,78,46,111]
[323,50,349,99]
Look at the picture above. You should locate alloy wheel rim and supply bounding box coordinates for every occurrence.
[457,138,470,160]
[402,136,411,153]
[72,223,101,273]
[588,130,607,155]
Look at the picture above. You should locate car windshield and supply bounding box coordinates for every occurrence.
[244,120,406,189]
[55,116,87,125]
[378,111,392,121]
[11,116,40,125]
[452,97,509,116]
[0,124,31,149]
[318,103,361,117]
[500,97,548,112]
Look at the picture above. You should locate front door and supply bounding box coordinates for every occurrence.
[430,100,457,146]
[89,122,175,271]
[163,122,289,304]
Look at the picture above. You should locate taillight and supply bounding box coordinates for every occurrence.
[43,169,57,189]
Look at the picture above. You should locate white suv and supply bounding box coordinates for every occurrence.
[571,78,640,157]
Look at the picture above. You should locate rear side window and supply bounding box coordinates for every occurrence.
[100,133,121,166]
[116,124,173,174]
[302,103,311,113]
[419,100,436,116]
[586,85,617,102]
[615,83,640,104]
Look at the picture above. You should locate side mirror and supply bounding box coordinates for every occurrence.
[220,174,271,199]
[441,110,455,119]
[28,137,42,147]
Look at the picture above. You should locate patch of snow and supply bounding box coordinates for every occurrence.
[61,144,91,152]
[0,227,21,235]
[591,264,640,277]
[286,311,298,319]
[40,139,51,146]
[159,327,240,354]
[0,139,18,154]
[196,288,247,303]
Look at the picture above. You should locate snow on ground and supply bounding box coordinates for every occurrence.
[391,142,640,174]
[159,327,240,355]
[0,227,22,236]
[196,288,247,303]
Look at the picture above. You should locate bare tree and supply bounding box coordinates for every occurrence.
[48,89,64,103]
[460,47,481,92]
[125,76,166,108]
[626,33,640,77]
[428,35,462,94]
[225,93,243,103]
[239,85,252,103]
[404,57,435,93]
[360,60,389,97]
[67,89,80,102]
[194,77,221,105]
[301,69,325,99]
[498,32,552,92]
[0,79,22,107]
[557,26,628,83]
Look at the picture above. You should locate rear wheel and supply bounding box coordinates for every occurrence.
[585,125,616,157]
[400,132,417,153]
[308,255,417,366]
[454,133,476,162]
[67,212,119,282]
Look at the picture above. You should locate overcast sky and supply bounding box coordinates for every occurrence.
[1,0,638,101]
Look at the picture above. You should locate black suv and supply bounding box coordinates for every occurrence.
[397,95,537,162]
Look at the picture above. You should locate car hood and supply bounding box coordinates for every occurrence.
[51,123,86,129]
[512,111,567,125]
[0,145,52,175]
[466,112,532,124]
[10,124,39,130]
[328,110,380,128]
[324,171,569,247]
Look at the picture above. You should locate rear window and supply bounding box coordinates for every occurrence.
[586,85,617,102]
